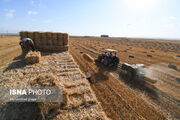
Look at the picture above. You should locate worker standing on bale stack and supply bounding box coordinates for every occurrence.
[87,67,93,83]
[19,38,35,52]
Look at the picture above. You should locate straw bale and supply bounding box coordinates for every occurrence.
[30,73,68,115]
[45,32,53,45]
[40,32,47,45]
[66,85,91,96]
[56,39,63,46]
[67,94,84,108]
[63,33,69,45]
[64,91,97,109]
[83,92,97,105]
[57,33,63,45]
[63,81,88,88]
[83,53,94,63]
[33,32,40,47]
[27,32,34,40]
[52,33,58,39]
[30,73,60,87]
[52,33,58,45]
[25,51,41,64]
[33,31,40,39]
[19,31,28,39]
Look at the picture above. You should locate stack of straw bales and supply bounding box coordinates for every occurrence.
[25,51,41,64]
[30,73,68,115]
[19,31,69,52]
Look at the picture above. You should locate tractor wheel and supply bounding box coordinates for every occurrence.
[104,57,109,66]
[127,72,133,80]
[98,55,103,62]
[114,57,120,65]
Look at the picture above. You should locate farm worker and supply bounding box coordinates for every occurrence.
[102,52,107,56]
[19,38,35,52]
[107,52,112,58]
[102,52,107,59]
[86,67,93,83]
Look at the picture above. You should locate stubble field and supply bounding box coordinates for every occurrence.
[69,37,180,120]
[0,36,180,119]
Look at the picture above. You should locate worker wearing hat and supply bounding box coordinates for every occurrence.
[19,38,35,52]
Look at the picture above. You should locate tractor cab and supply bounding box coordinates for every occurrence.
[97,49,119,66]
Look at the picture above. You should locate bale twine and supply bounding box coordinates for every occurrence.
[83,53,94,63]
[63,33,69,46]
[25,51,41,64]
[19,31,28,40]
[46,32,53,45]
[29,73,68,115]
[57,33,63,46]
[33,31,40,47]
[40,32,47,45]
[52,33,58,45]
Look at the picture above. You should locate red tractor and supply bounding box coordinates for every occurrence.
[97,49,119,66]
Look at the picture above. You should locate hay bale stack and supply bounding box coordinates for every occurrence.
[33,31,40,47]
[30,73,68,115]
[40,32,47,45]
[52,33,58,45]
[63,33,69,45]
[19,31,69,52]
[20,31,28,40]
[57,33,63,46]
[83,53,94,63]
[25,51,41,64]
[46,32,52,45]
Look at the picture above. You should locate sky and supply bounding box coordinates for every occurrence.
[0,0,180,39]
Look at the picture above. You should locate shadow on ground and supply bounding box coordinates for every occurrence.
[119,71,158,99]
[3,53,27,72]
[94,60,118,72]
[91,60,118,83]
[92,68,109,83]
[0,102,43,120]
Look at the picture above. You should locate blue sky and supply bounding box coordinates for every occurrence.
[0,0,180,39]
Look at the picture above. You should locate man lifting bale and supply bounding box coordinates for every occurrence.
[19,38,35,52]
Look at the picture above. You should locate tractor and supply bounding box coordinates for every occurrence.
[121,63,146,79]
[97,49,119,66]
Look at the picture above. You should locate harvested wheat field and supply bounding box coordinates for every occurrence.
[0,35,180,120]
[69,37,180,120]
[0,36,22,66]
